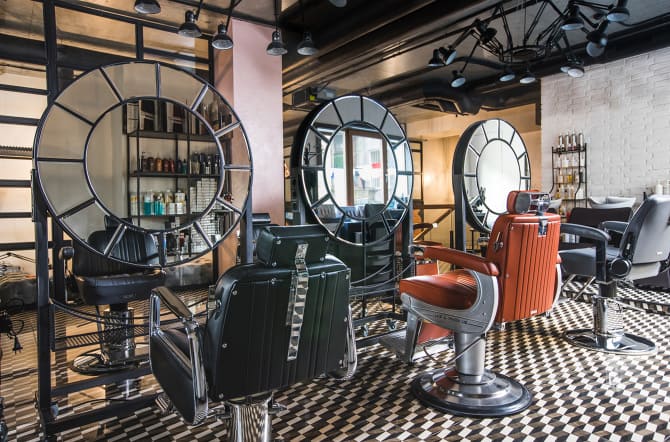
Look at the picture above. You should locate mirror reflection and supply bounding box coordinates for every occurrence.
[297,95,412,246]
[34,62,251,266]
[459,118,530,233]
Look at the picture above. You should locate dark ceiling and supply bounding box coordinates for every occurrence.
[2,0,670,139]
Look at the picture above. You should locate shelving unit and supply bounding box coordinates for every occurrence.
[550,136,588,217]
[124,101,224,257]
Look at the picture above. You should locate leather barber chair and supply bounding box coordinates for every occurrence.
[395,191,561,416]
[63,226,165,374]
[559,194,670,355]
[149,225,356,441]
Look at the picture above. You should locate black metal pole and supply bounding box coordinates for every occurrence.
[32,171,54,433]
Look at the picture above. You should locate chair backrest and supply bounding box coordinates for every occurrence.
[618,195,670,278]
[73,229,159,277]
[485,191,561,323]
[567,207,632,246]
[203,224,350,400]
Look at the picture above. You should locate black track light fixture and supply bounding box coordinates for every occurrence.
[296,0,318,56]
[561,4,584,31]
[329,0,347,7]
[267,30,287,56]
[134,0,160,14]
[451,71,466,88]
[586,21,608,57]
[178,10,201,37]
[428,49,443,67]
[607,0,629,22]
[499,66,515,82]
[212,0,235,50]
[439,46,457,66]
[519,69,536,84]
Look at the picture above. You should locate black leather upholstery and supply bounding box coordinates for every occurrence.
[559,207,632,251]
[204,259,349,399]
[73,229,165,306]
[561,195,670,281]
[255,224,329,266]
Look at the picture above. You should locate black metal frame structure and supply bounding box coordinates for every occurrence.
[452,118,531,251]
[13,2,254,438]
[290,95,414,347]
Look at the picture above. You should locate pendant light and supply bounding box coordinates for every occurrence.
[134,0,160,14]
[212,0,234,50]
[178,10,201,38]
[266,0,287,56]
[296,0,318,56]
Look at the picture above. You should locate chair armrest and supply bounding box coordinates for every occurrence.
[600,220,628,234]
[152,286,193,321]
[560,223,609,282]
[58,246,74,261]
[560,223,610,243]
[423,246,499,276]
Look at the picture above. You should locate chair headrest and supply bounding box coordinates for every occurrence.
[506,191,551,215]
[256,225,330,267]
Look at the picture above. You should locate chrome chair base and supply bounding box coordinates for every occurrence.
[563,329,656,355]
[226,394,274,442]
[411,367,532,417]
[70,350,146,375]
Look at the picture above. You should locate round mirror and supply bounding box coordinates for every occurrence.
[34,61,252,267]
[294,95,412,246]
[453,118,530,233]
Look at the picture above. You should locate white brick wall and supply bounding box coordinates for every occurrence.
[541,46,670,201]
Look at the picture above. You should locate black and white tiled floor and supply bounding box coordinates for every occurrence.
[2,286,670,441]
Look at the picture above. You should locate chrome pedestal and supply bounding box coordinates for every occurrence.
[411,333,531,417]
[226,394,273,442]
[71,308,145,374]
[564,290,656,355]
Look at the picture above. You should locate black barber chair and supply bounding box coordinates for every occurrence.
[560,195,670,354]
[149,225,356,440]
[63,227,165,373]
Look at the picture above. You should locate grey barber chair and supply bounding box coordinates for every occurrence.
[149,225,356,440]
[560,195,670,354]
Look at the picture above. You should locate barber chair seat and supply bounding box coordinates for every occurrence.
[559,195,670,355]
[64,228,165,374]
[388,191,561,416]
[149,225,356,440]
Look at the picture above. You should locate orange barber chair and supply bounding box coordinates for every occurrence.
[398,191,562,417]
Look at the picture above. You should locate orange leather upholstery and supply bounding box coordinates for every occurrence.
[399,271,477,310]
[423,246,499,276]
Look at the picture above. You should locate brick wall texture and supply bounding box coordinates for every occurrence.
[541,46,670,200]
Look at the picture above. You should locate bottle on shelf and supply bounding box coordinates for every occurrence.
[140,152,147,172]
[155,156,163,172]
[147,154,155,172]
[130,192,138,216]
[577,132,584,151]
[143,191,154,215]
[154,192,165,215]
[162,158,170,173]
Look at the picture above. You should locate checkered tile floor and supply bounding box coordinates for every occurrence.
[2,286,670,441]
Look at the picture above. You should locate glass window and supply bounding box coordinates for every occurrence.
[55,8,136,59]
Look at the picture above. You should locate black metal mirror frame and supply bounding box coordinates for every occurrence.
[452,118,531,246]
[295,95,413,247]
[33,61,252,267]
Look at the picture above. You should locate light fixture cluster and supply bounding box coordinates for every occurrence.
[266,0,318,56]
[427,0,630,87]
[134,0,235,51]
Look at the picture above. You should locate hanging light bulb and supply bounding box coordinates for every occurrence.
[519,69,536,84]
[212,24,233,50]
[451,71,466,88]
[561,5,584,31]
[178,10,201,38]
[134,0,161,14]
[498,66,515,82]
[607,0,629,22]
[297,31,318,56]
[267,30,287,56]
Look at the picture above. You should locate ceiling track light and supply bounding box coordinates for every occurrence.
[297,0,318,56]
[586,20,608,57]
[606,0,629,22]
[267,0,287,56]
[427,49,443,67]
[451,70,466,88]
[212,0,235,50]
[561,5,584,31]
[134,0,160,14]
[499,66,515,82]
[439,46,457,65]
[328,0,347,7]
[519,69,536,84]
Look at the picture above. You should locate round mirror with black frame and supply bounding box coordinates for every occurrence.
[292,95,413,247]
[34,61,252,267]
[452,118,531,249]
